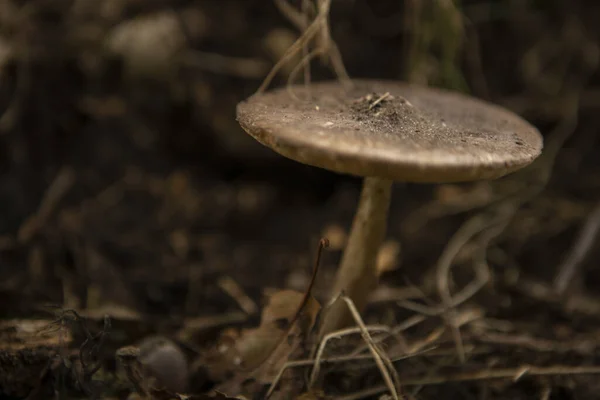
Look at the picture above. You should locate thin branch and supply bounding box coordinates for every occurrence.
[341,295,401,400]
[553,200,600,294]
[335,365,600,400]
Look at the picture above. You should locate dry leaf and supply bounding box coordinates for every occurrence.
[260,289,320,332]
[247,290,320,383]
[376,240,401,276]
[204,289,321,396]
[320,224,347,250]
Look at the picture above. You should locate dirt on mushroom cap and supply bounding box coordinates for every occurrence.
[236,80,543,183]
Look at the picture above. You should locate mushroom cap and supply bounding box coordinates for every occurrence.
[236,80,543,183]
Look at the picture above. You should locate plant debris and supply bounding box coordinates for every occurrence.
[3,0,600,399]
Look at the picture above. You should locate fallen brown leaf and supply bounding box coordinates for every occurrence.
[210,290,320,381]
[203,240,328,397]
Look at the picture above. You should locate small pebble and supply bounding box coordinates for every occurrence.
[137,336,189,393]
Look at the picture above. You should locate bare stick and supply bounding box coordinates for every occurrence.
[350,314,425,358]
[273,0,315,87]
[301,0,313,87]
[309,324,394,387]
[540,385,552,400]
[286,47,326,100]
[267,346,435,398]
[259,0,331,93]
[265,0,351,93]
[325,38,351,86]
[183,51,269,79]
[435,213,492,304]
[334,365,600,400]
[434,200,516,363]
[315,0,351,85]
[393,315,428,334]
[341,295,401,400]
[18,167,76,243]
[449,216,509,307]
[404,308,482,355]
[254,238,328,370]
[436,219,476,361]
[553,200,600,294]
[217,276,258,315]
[274,0,309,30]
[369,92,391,110]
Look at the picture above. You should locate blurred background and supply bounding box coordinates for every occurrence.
[2,0,600,398]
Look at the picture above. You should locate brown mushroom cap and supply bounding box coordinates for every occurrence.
[236,80,543,183]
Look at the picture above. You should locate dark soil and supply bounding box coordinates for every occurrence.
[1,1,600,399]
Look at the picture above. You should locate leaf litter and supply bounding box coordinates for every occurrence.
[202,239,327,398]
[4,1,600,400]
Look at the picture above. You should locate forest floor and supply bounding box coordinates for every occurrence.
[2,1,600,399]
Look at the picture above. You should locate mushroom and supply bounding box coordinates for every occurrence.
[236,80,543,335]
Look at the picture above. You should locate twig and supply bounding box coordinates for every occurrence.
[350,314,427,358]
[553,200,600,294]
[274,0,310,30]
[261,238,328,397]
[428,88,584,364]
[183,51,269,79]
[18,167,75,243]
[273,0,315,88]
[334,365,600,400]
[474,331,596,355]
[435,212,497,362]
[261,0,350,94]
[177,312,249,342]
[40,307,110,397]
[369,92,391,110]
[341,295,401,400]
[286,238,329,335]
[286,47,325,99]
[403,308,482,355]
[309,325,396,387]
[369,285,424,304]
[218,276,258,315]
[540,385,552,400]
[267,346,435,398]
[259,1,328,93]
[393,315,428,334]
[301,0,313,87]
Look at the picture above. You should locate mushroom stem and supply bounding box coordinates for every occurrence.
[319,176,393,337]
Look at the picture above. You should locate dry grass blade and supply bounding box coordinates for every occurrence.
[434,213,494,362]
[218,276,259,315]
[267,347,437,398]
[273,0,315,86]
[18,167,76,243]
[261,0,350,94]
[258,2,325,93]
[254,239,328,373]
[553,200,600,294]
[430,89,584,364]
[309,325,395,387]
[183,51,269,78]
[334,365,600,400]
[340,295,400,400]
